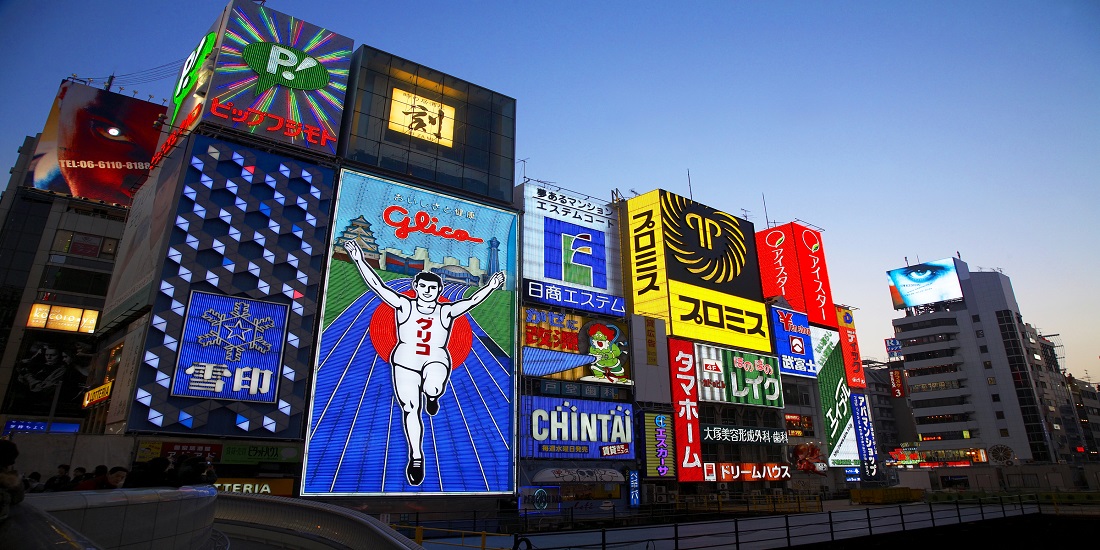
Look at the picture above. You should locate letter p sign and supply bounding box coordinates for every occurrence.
[243,42,330,93]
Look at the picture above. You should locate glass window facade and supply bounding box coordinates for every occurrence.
[340,46,516,203]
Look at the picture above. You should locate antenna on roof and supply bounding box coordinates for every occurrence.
[686,169,693,200]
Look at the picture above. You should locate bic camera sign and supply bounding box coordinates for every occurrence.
[243,43,330,93]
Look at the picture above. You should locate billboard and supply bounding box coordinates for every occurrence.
[771,306,818,378]
[623,190,770,352]
[123,136,334,438]
[694,343,783,409]
[835,306,866,389]
[703,462,791,483]
[2,331,94,418]
[522,306,632,385]
[887,257,965,309]
[851,393,881,482]
[201,0,353,154]
[668,337,703,482]
[303,169,518,495]
[520,396,634,460]
[644,412,676,478]
[25,80,163,206]
[812,327,859,467]
[700,424,788,445]
[521,184,624,316]
[756,222,838,329]
[169,291,289,403]
[889,369,906,398]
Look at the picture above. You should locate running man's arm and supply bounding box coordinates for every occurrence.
[445,271,506,319]
[344,240,406,307]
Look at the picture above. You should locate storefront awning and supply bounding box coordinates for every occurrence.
[531,468,625,484]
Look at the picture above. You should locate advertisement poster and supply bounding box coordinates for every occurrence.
[26,80,163,206]
[520,396,634,460]
[851,393,881,482]
[887,257,965,309]
[520,184,624,316]
[771,306,818,378]
[303,169,518,495]
[522,306,632,385]
[694,343,783,408]
[756,222,837,329]
[835,306,866,389]
[644,413,676,478]
[812,327,859,467]
[668,337,703,482]
[2,331,94,418]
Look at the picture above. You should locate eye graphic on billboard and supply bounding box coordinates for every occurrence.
[304,169,517,496]
[887,257,964,309]
[668,337,703,482]
[771,306,817,378]
[204,0,353,154]
[25,81,164,206]
[522,307,632,385]
[835,306,866,389]
[522,185,624,316]
[811,326,859,467]
[170,291,289,404]
[756,222,837,329]
[694,343,783,409]
[623,190,769,352]
[521,396,634,459]
[644,413,676,478]
[388,89,456,147]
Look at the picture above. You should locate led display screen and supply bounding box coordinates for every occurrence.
[203,0,353,154]
[25,80,163,206]
[887,257,964,309]
[623,190,770,352]
[169,291,289,403]
[851,392,881,482]
[771,306,817,378]
[520,396,634,460]
[668,337,703,482]
[756,222,838,329]
[812,327,859,467]
[644,412,676,478]
[522,306,632,385]
[694,343,783,408]
[521,184,624,316]
[835,306,866,389]
[304,168,518,495]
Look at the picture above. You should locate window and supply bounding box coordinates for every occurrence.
[992,394,1001,402]
[51,230,118,260]
[972,315,980,322]
[975,330,984,338]
[1000,428,1010,437]
[987,377,997,385]
[996,411,1005,419]
[983,361,993,370]
[980,345,989,353]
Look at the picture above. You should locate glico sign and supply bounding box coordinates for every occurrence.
[756,222,837,329]
[623,190,770,352]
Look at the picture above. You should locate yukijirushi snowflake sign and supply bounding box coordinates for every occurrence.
[171,291,290,403]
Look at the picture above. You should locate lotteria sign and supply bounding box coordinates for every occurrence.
[521,396,634,460]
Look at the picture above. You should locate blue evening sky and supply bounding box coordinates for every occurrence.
[1,1,1097,379]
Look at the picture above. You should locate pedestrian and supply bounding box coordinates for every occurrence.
[173,454,217,486]
[74,466,128,490]
[0,439,24,521]
[43,464,71,492]
[23,472,45,493]
[63,466,88,490]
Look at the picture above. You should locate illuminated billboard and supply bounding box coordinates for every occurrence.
[811,326,859,467]
[756,222,838,329]
[703,463,791,483]
[522,307,632,385]
[2,332,94,418]
[623,190,770,352]
[303,169,518,495]
[851,393,881,482]
[668,337,703,482]
[644,413,676,479]
[520,396,634,460]
[701,424,788,445]
[25,80,163,206]
[835,306,866,389]
[521,184,625,316]
[169,291,289,403]
[123,136,334,438]
[694,343,783,409]
[887,257,964,309]
[771,306,817,378]
[26,303,98,333]
[342,46,517,202]
[202,0,353,154]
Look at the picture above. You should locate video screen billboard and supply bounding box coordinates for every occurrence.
[303,169,518,495]
[522,306,632,385]
[771,306,818,378]
[887,257,964,309]
[520,396,634,460]
[835,306,866,389]
[202,0,353,154]
[668,337,703,482]
[694,343,783,409]
[25,80,163,206]
[811,326,859,467]
[756,222,838,329]
[623,190,770,352]
[521,184,625,317]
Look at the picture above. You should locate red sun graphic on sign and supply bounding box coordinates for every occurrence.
[369,289,474,369]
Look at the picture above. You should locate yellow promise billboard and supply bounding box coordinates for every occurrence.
[622,190,770,352]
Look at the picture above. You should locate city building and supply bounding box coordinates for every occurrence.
[1065,373,1100,463]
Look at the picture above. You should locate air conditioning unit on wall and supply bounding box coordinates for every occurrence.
[655,494,668,504]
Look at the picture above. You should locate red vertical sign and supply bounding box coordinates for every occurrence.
[889,370,905,398]
[836,306,867,389]
[668,337,703,482]
[792,223,837,329]
[756,224,806,314]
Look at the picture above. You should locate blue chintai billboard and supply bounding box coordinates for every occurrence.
[520,396,635,460]
[303,169,518,495]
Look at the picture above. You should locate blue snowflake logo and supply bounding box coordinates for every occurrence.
[197,301,275,361]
